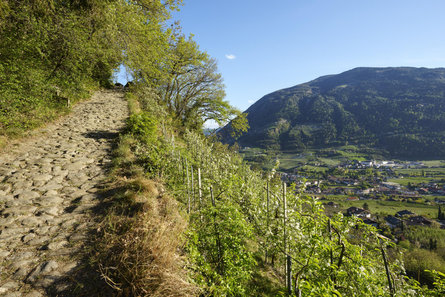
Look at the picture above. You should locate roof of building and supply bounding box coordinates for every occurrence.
[396,210,416,217]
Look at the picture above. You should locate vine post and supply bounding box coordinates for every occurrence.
[283,182,287,285]
[265,180,270,264]
[198,167,202,209]
[186,159,190,213]
[381,245,395,296]
[287,255,292,296]
[191,164,195,210]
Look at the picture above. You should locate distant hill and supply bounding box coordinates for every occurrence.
[219,67,445,159]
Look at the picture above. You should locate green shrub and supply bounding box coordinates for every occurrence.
[126,112,158,143]
[187,203,256,296]
[404,249,445,286]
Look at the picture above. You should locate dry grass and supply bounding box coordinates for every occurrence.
[94,130,198,296]
[97,181,196,296]
[0,135,7,151]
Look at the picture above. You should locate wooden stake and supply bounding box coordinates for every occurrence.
[328,219,333,274]
[283,182,287,285]
[210,186,215,207]
[198,167,202,209]
[287,255,292,295]
[381,246,394,296]
[186,159,190,213]
[179,154,183,179]
[191,165,195,209]
[265,180,270,264]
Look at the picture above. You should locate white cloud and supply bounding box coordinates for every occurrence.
[225,54,236,60]
[248,99,255,104]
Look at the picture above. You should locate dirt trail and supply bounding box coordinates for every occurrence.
[0,90,128,296]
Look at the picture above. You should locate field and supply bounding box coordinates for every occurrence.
[322,197,439,218]
[241,145,385,172]
[388,167,445,186]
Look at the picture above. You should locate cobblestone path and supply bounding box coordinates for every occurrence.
[0,90,128,296]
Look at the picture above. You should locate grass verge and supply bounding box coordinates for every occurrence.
[91,95,197,296]
[0,88,96,151]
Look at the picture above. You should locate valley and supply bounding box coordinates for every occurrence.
[241,144,445,284]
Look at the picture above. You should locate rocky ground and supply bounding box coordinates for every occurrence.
[0,90,128,296]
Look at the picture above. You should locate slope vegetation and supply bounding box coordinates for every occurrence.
[220,67,445,158]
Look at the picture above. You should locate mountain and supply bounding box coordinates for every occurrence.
[219,67,445,158]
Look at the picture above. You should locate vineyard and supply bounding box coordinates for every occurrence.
[99,86,445,296]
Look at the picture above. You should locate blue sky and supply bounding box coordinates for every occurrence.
[116,0,445,120]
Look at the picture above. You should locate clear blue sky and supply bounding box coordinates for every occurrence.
[117,0,445,117]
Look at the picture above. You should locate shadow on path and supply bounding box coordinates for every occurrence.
[45,130,125,297]
[83,131,120,141]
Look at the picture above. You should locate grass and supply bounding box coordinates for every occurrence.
[318,157,341,166]
[91,93,197,296]
[422,160,445,167]
[387,177,434,186]
[324,197,439,218]
[390,165,445,185]
[299,165,328,172]
[395,168,445,176]
[0,89,94,151]
[335,149,368,160]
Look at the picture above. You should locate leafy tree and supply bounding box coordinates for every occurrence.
[228,113,250,140]
[0,0,182,135]
[438,206,444,220]
[159,36,238,130]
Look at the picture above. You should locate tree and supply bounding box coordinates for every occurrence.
[0,0,181,133]
[228,113,249,140]
[159,36,238,130]
[363,202,369,210]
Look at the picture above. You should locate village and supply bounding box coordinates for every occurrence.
[281,159,445,232]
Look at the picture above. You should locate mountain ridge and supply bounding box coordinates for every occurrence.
[219,67,445,158]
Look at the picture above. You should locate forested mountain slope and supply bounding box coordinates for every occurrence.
[220,67,445,158]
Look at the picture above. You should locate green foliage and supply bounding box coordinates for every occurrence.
[403,226,445,251]
[10,1,442,295]
[0,0,124,134]
[427,270,445,296]
[188,203,255,296]
[229,113,250,140]
[127,112,158,143]
[438,206,445,220]
[256,180,404,296]
[158,35,238,130]
[0,0,182,136]
[404,249,445,286]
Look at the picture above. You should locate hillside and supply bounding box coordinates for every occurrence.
[220,67,445,158]
[3,2,445,294]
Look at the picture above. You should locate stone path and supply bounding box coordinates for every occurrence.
[0,90,128,296]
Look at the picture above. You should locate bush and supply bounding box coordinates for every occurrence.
[404,249,445,286]
[127,112,158,143]
[187,203,256,296]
